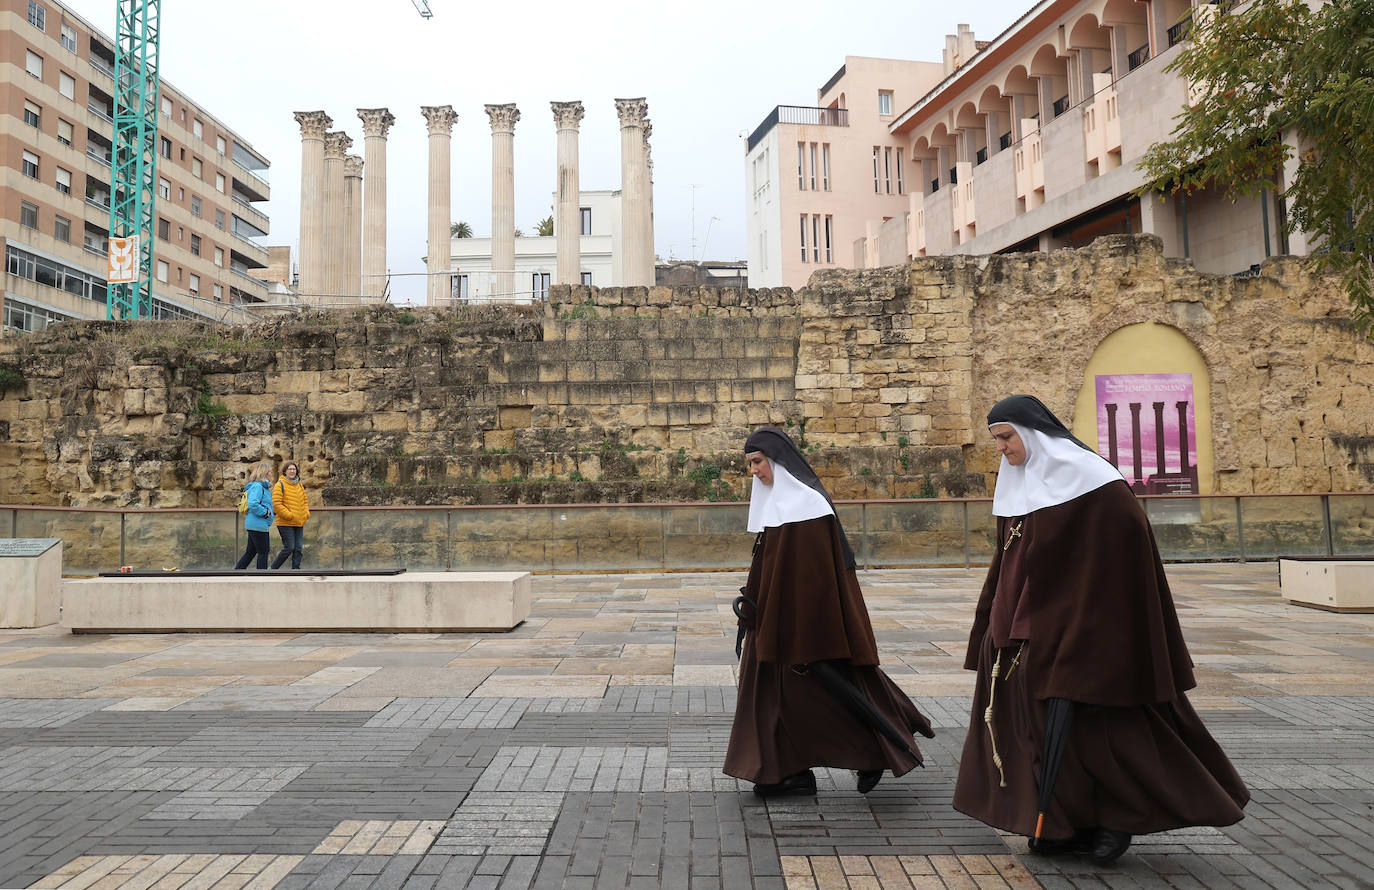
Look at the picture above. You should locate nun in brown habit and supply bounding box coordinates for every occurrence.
[954,396,1248,864]
[723,426,933,796]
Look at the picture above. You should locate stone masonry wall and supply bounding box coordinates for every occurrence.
[0,235,1370,509]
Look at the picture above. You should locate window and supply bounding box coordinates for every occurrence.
[157,218,169,240]
[157,177,170,199]
[822,144,830,191]
[824,216,833,263]
[20,202,38,230]
[873,147,880,193]
[28,1,45,31]
[179,147,184,161]
[212,283,223,301]
[579,207,591,235]
[160,137,171,159]
[54,215,70,243]
[190,235,201,256]
[799,215,808,262]
[192,119,203,139]
[191,195,202,217]
[192,157,202,178]
[26,50,43,79]
[580,272,592,286]
[896,149,904,194]
[188,273,199,296]
[216,135,226,155]
[160,96,171,117]
[215,209,225,230]
[60,23,76,52]
[452,275,469,300]
[213,246,223,267]
[531,272,551,301]
[155,260,168,282]
[22,151,40,179]
[884,147,892,194]
[215,172,225,193]
[809,143,818,190]
[55,167,71,195]
[59,71,74,99]
[24,101,41,128]
[177,187,184,201]
[57,118,72,146]
[177,226,183,241]
[812,215,820,263]
[878,90,893,115]
[797,142,805,189]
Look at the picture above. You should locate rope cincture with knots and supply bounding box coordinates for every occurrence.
[983,641,1025,788]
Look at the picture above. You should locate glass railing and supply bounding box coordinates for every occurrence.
[5,494,1370,576]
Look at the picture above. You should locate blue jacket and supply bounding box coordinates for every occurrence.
[243,480,275,532]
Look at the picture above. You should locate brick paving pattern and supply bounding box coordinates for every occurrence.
[2,563,1373,887]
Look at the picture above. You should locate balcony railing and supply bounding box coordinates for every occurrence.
[746,105,849,152]
[231,194,270,226]
[999,131,1013,150]
[84,196,110,212]
[975,147,987,166]
[88,56,113,78]
[3,494,1370,574]
[85,148,111,167]
[87,104,113,123]
[232,156,269,187]
[1128,43,1151,71]
[1052,94,1070,117]
[930,178,940,193]
[1168,12,1193,46]
[948,167,958,186]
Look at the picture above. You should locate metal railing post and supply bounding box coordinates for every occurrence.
[447,510,454,572]
[861,503,870,569]
[1322,495,1335,557]
[660,506,668,572]
[1235,497,1246,563]
[962,501,971,569]
[120,511,126,566]
[339,510,347,570]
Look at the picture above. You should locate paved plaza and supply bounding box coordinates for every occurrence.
[1,563,1373,889]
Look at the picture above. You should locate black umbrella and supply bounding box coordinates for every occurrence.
[807,660,922,763]
[1034,697,1076,841]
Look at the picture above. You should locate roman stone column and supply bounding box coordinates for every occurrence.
[322,131,352,298]
[293,111,331,296]
[551,101,584,286]
[615,98,650,285]
[344,154,364,297]
[486,103,520,301]
[421,105,457,305]
[357,108,395,300]
[643,120,655,275]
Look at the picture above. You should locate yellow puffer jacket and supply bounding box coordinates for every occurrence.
[272,477,311,527]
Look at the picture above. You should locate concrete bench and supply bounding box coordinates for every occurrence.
[62,571,531,633]
[1279,559,1374,613]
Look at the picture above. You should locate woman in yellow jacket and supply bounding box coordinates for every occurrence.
[270,460,311,569]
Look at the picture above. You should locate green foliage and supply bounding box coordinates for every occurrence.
[673,447,687,470]
[568,469,586,482]
[560,300,600,320]
[0,364,25,393]
[918,476,938,499]
[1135,0,1374,334]
[450,221,473,238]
[535,215,554,237]
[686,463,732,502]
[396,311,418,326]
[859,467,871,476]
[193,383,229,416]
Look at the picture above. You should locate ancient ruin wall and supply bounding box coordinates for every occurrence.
[0,236,1370,509]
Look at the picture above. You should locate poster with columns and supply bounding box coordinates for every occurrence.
[1095,373,1200,495]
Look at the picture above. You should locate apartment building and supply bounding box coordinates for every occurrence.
[745,57,947,289]
[2,0,271,332]
[748,1,1303,287]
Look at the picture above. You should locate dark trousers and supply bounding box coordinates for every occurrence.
[271,525,304,570]
[235,529,271,570]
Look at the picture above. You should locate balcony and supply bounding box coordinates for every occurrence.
[999,131,1013,150]
[86,148,111,167]
[930,178,939,193]
[1128,43,1151,71]
[231,194,270,228]
[975,147,987,166]
[1052,95,1070,118]
[746,105,849,152]
[88,55,113,79]
[87,103,113,123]
[1168,12,1193,46]
[233,156,270,188]
[948,167,957,186]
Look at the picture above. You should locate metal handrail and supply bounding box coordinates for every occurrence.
[1128,43,1151,71]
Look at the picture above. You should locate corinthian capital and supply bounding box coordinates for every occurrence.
[615,98,649,128]
[551,101,585,130]
[357,107,396,138]
[324,131,353,158]
[344,154,364,177]
[485,103,521,134]
[421,105,458,135]
[294,110,333,140]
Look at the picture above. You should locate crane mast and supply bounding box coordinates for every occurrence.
[107,0,161,320]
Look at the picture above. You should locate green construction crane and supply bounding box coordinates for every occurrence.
[107,0,161,320]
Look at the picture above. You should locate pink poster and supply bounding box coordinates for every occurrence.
[1095,373,1199,494]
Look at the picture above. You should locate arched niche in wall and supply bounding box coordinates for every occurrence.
[1070,321,1214,494]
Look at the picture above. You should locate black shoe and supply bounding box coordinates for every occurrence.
[752,770,816,796]
[1089,828,1132,864]
[856,769,883,794]
[1028,827,1094,856]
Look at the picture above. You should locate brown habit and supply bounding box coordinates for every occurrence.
[724,515,933,785]
[953,480,1249,838]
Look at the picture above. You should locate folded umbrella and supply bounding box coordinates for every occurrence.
[1034,696,1076,841]
[806,659,921,763]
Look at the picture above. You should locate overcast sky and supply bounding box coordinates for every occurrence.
[62,0,1032,304]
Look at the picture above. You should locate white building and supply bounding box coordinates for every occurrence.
[445,189,621,304]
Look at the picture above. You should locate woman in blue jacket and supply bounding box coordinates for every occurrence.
[234,462,276,570]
